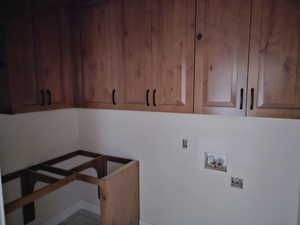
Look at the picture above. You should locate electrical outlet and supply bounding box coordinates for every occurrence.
[182,139,188,149]
[231,177,243,189]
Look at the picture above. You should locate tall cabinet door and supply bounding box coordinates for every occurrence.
[119,0,153,111]
[78,0,123,108]
[194,0,251,115]
[247,0,300,119]
[152,0,195,113]
[32,0,73,110]
[6,0,46,113]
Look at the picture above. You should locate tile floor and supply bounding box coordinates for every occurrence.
[58,209,100,225]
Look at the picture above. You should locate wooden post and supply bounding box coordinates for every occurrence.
[20,171,35,224]
[100,161,140,225]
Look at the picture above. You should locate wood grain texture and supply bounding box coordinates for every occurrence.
[100,161,139,225]
[194,0,251,116]
[247,0,300,118]
[152,0,195,113]
[0,0,74,114]
[119,0,153,111]
[79,0,123,107]
[4,0,45,114]
[32,0,73,110]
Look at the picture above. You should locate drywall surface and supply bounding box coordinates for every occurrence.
[77,109,300,225]
[2,108,300,225]
[0,109,98,225]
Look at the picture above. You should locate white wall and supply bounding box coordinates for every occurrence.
[1,108,300,225]
[0,109,98,225]
[77,109,300,225]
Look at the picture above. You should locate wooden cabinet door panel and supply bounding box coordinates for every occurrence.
[248,0,300,118]
[79,0,123,107]
[33,1,72,110]
[120,0,153,111]
[6,1,45,113]
[195,0,251,115]
[152,0,195,113]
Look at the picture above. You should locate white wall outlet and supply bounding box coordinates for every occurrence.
[205,153,227,172]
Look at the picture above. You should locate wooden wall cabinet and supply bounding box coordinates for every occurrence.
[75,0,124,109]
[0,0,44,114]
[1,0,300,119]
[74,0,195,113]
[194,0,251,116]
[74,0,153,111]
[194,0,300,119]
[0,0,74,114]
[247,0,300,119]
[120,0,153,111]
[151,0,195,113]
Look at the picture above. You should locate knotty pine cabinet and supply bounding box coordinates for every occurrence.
[247,0,300,119]
[74,0,195,113]
[0,0,44,113]
[1,0,300,119]
[0,0,74,114]
[194,0,251,116]
[74,0,124,109]
[151,0,195,113]
[194,0,300,119]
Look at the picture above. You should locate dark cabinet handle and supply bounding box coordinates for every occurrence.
[239,88,244,110]
[112,89,116,105]
[250,88,254,110]
[197,33,203,40]
[146,89,150,106]
[46,89,52,105]
[153,89,157,106]
[40,90,45,106]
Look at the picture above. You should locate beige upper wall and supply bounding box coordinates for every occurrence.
[0,109,89,225]
[77,109,300,225]
[0,109,79,174]
[1,109,300,225]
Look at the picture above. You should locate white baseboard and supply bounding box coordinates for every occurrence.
[42,201,152,225]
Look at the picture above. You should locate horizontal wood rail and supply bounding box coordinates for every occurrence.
[1,150,138,225]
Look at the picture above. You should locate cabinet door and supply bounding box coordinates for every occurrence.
[247,0,300,118]
[32,1,73,110]
[120,0,153,111]
[6,0,45,113]
[194,0,251,115]
[152,0,195,113]
[78,0,123,108]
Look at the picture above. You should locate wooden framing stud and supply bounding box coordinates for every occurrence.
[1,150,139,225]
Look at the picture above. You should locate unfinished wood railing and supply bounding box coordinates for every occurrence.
[2,150,139,225]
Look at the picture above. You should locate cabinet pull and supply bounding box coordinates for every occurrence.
[239,88,244,110]
[46,89,52,105]
[112,89,116,105]
[40,90,45,106]
[250,88,254,110]
[146,89,150,106]
[197,33,203,40]
[153,89,157,107]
